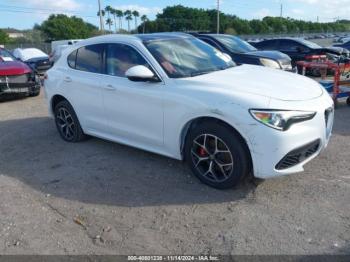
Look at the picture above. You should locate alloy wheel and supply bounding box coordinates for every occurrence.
[191,134,234,182]
[56,107,76,140]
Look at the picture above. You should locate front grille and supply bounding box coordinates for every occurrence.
[0,74,29,84]
[276,139,321,170]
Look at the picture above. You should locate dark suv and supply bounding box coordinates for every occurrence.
[191,33,293,71]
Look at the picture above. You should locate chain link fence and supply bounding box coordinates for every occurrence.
[4,43,51,54]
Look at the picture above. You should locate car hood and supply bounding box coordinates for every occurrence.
[245,50,291,61]
[0,61,32,76]
[179,65,323,101]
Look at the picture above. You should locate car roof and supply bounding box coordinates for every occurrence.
[75,33,194,47]
[136,32,193,42]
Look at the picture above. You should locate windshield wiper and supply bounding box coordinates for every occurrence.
[190,65,234,77]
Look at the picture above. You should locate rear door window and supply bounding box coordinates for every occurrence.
[75,44,105,74]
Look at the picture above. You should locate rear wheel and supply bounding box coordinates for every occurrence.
[54,100,86,142]
[185,122,250,189]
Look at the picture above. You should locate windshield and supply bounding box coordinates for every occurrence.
[144,37,235,78]
[212,35,257,53]
[298,39,322,49]
[0,48,16,61]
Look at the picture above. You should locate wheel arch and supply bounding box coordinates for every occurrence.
[180,116,253,170]
[50,94,69,114]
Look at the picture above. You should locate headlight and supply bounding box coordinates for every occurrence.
[259,58,281,69]
[249,109,316,131]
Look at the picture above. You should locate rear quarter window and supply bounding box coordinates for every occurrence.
[67,50,77,68]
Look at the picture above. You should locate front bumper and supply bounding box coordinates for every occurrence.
[0,75,40,95]
[248,91,334,179]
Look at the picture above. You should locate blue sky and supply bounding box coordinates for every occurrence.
[0,0,348,30]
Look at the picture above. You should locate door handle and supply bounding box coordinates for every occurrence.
[64,77,72,82]
[103,84,117,91]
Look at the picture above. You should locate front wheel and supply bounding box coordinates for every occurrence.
[184,122,250,189]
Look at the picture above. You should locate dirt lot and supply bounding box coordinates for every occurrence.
[0,92,349,255]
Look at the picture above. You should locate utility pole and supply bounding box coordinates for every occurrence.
[216,0,220,34]
[98,0,104,31]
[317,16,319,23]
[280,3,283,18]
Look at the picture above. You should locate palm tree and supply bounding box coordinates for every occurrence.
[97,10,105,30]
[105,5,113,31]
[132,10,140,32]
[124,10,133,32]
[105,18,113,32]
[110,8,117,32]
[141,15,148,34]
[115,9,123,32]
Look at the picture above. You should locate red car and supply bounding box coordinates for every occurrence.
[0,47,40,98]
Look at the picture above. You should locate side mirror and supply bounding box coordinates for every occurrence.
[125,65,159,82]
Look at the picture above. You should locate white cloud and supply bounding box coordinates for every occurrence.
[112,5,162,17]
[291,9,305,15]
[253,8,271,19]
[289,0,350,21]
[18,0,82,11]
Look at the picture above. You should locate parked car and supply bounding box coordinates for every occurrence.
[334,40,350,50]
[191,33,293,71]
[50,39,83,65]
[13,48,52,74]
[45,33,334,189]
[51,39,82,51]
[0,47,40,97]
[49,44,69,64]
[252,38,346,66]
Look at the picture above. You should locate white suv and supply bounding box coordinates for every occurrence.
[44,33,334,189]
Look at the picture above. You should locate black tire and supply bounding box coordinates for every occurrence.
[54,100,86,142]
[347,97,350,106]
[184,122,250,189]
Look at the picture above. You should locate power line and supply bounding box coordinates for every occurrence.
[0,8,96,18]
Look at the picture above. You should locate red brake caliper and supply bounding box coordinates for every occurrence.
[198,147,207,157]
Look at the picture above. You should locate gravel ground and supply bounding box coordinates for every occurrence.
[0,92,349,255]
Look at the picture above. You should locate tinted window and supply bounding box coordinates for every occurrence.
[212,35,257,53]
[199,38,222,50]
[256,40,277,50]
[297,39,321,49]
[76,44,104,73]
[278,40,308,52]
[106,44,149,77]
[67,50,77,68]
